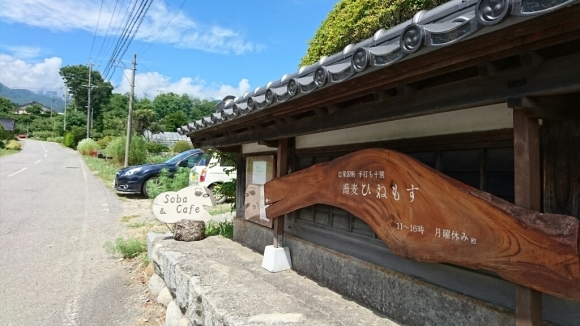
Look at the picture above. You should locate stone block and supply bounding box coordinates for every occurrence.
[166,300,184,326]
[148,273,166,297]
[174,220,205,242]
[157,287,173,307]
[261,245,292,272]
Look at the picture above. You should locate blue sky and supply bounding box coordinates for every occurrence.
[0,0,337,101]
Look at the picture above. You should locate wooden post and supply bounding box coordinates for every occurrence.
[513,109,542,326]
[273,138,289,247]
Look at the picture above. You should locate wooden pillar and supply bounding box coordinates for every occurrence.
[513,109,542,326]
[273,138,289,247]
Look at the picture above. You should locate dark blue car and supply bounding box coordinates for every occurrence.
[114,149,203,197]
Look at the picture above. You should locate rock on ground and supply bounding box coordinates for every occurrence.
[174,220,205,242]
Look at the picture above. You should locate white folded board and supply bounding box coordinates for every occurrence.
[152,186,215,224]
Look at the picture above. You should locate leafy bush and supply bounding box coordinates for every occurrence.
[104,135,148,165]
[0,140,4,149]
[147,141,170,154]
[104,237,147,259]
[64,132,75,148]
[145,155,166,164]
[70,126,87,146]
[77,138,100,156]
[5,140,22,150]
[32,130,53,140]
[46,136,63,143]
[97,135,114,149]
[173,140,192,153]
[145,167,190,199]
[205,221,234,238]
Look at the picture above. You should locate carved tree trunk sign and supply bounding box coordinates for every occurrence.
[263,149,580,301]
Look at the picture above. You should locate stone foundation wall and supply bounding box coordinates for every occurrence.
[233,217,516,326]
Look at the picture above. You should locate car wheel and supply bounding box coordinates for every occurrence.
[209,184,227,204]
[142,177,159,198]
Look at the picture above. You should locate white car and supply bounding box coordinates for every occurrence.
[189,152,236,203]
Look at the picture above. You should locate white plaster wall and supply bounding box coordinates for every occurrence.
[242,143,277,154]
[296,104,512,149]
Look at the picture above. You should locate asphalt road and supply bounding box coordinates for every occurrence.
[0,139,140,325]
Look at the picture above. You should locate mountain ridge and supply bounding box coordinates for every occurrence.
[0,82,65,112]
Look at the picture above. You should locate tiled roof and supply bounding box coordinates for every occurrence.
[179,0,579,137]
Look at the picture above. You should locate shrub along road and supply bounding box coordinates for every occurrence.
[0,139,142,325]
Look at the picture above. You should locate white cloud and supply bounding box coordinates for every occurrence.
[0,54,64,94]
[0,0,263,55]
[115,70,251,101]
[1,45,41,59]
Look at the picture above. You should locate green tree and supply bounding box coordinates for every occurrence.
[59,65,113,132]
[100,93,129,136]
[133,108,156,135]
[162,112,187,132]
[152,92,193,118]
[299,0,446,67]
[0,97,14,116]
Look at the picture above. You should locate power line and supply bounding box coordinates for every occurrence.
[105,0,151,78]
[114,0,153,75]
[101,0,141,78]
[89,0,105,60]
[139,0,185,56]
[96,0,122,62]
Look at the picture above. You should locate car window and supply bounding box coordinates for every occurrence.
[165,150,195,164]
[184,153,202,168]
[196,154,212,166]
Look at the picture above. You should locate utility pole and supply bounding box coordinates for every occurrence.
[63,89,68,131]
[83,62,95,139]
[124,54,137,167]
[50,93,55,118]
[50,93,55,136]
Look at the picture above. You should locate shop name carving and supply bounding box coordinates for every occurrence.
[338,170,477,245]
[158,194,201,215]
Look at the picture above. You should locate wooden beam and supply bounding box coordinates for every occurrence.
[374,90,391,102]
[273,138,289,248]
[477,62,502,77]
[396,85,416,96]
[513,109,542,325]
[508,94,580,120]
[314,108,328,116]
[327,104,341,114]
[194,52,580,148]
[258,140,278,148]
[214,145,241,153]
[519,51,544,68]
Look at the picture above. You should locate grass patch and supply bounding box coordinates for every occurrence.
[205,221,233,239]
[0,149,19,157]
[104,237,147,259]
[128,221,146,228]
[83,156,119,184]
[120,214,138,222]
[207,203,232,215]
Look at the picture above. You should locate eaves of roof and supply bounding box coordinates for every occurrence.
[180,0,580,146]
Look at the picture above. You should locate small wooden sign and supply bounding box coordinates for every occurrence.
[152,186,215,223]
[263,148,580,301]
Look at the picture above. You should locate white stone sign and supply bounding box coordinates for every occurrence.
[152,186,216,223]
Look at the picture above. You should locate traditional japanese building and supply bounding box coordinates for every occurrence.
[178,0,580,324]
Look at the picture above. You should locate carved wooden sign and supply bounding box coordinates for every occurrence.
[152,186,215,223]
[263,149,580,301]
